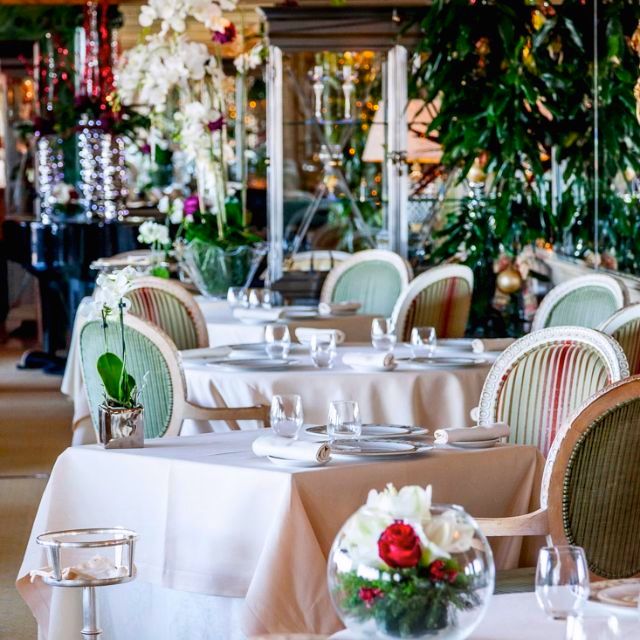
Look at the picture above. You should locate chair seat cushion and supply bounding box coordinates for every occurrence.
[494,566,536,594]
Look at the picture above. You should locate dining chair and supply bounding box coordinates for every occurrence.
[391,264,473,341]
[477,375,640,586]
[125,276,209,350]
[598,303,640,375]
[531,274,628,331]
[79,314,269,439]
[477,326,629,456]
[320,249,413,317]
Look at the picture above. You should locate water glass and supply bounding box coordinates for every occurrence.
[327,400,362,440]
[265,324,291,359]
[310,333,337,369]
[248,288,263,308]
[270,394,304,439]
[227,287,244,308]
[261,288,275,308]
[411,326,437,358]
[371,318,397,352]
[536,545,590,620]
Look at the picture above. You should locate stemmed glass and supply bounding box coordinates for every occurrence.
[265,324,291,360]
[410,326,437,359]
[270,394,304,439]
[371,318,396,352]
[310,333,337,368]
[327,400,362,441]
[535,545,590,621]
[227,287,244,308]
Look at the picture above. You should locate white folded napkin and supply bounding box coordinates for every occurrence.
[295,327,346,345]
[342,351,396,370]
[318,301,361,316]
[434,422,509,445]
[233,307,285,322]
[471,338,515,354]
[30,556,129,583]
[179,346,231,360]
[252,435,331,463]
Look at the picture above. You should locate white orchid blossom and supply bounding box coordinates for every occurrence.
[137,221,171,247]
[85,266,138,321]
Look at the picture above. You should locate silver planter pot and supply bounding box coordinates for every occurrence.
[77,116,128,220]
[35,134,64,219]
[98,404,144,449]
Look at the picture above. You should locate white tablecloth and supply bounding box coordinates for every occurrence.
[332,592,640,639]
[17,431,543,639]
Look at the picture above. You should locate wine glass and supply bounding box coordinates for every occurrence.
[410,326,437,359]
[327,400,362,440]
[227,287,244,308]
[535,545,590,621]
[248,289,263,308]
[270,394,304,439]
[265,324,291,360]
[310,333,337,368]
[371,318,397,352]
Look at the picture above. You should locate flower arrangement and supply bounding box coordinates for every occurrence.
[90,267,141,410]
[137,220,171,278]
[329,484,493,638]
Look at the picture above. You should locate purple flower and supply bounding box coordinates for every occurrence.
[212,21,236,45]
[140,143,152,155]
[207,117,224,133]
[183,195,200,217]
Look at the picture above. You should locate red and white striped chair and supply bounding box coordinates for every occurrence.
[599,303,640,376]
[477,326,629,456]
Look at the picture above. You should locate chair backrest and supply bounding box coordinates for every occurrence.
[531,274,628,331]
[320,250,413,316]
[79,315,185,440]
[125,277,209,350]
[391,264,473,341]
[542,376,640,579]
[284,250,351,272]
[478,327,629,456]
[598,303,640,376]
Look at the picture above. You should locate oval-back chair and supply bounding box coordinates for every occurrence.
[79,314,269,440]
[125,276,209,350]
[598,303,640,376]
[478,376,640,583]
[478,327,629,456]
[531,274,628,331]
[391,264,473,341]
[320,249,413,317]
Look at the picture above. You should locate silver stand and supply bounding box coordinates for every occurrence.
[82,586,101,639]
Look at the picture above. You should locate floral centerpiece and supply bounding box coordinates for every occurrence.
[88,266,145,447]
[328,484,494,639]
[137,220,171,279]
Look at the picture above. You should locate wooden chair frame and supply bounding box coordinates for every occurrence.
[319,249,413,305]
[477,326,629,428]
[477,376,640,579]
[598,302,640,336]
[390,264,473,340]
[127,276,209,349]
[83,314,269,437]
[531,274,629,331]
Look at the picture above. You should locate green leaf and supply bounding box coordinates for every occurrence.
[97,352,136,406]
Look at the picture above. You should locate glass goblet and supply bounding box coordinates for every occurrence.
[265,324,291,360]
[371,317,397,352]
[270,394,304,439]
[327,400,362,441]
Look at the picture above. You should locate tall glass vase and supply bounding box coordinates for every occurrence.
[34,134,64,220]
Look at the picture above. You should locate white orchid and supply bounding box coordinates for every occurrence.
[137,221,171,247]
[169,198,185,224]
[234,42,265,73]
[85,266,138,321]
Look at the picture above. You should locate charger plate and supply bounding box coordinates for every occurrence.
[331,439,433,458]
[306,424,428,439]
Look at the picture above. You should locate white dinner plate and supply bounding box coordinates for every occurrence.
[267,456,330,468]
[331,439,433,458]
[400,356,487,368]
[227,342,308,355]
[305,424,429,439]
[593,580,640,608]
[206,358,298,371]
[447,438,500,449]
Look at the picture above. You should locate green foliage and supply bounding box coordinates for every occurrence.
[336,561,479,638]
[149,265,170,279]
[96,352,138,409]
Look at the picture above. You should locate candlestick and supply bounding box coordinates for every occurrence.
[342,65,355,120]
[312,65,324,120]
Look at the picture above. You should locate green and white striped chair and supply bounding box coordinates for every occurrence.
[478,376,640,588]
[599,303,640,376]
[320,250,413,317]
[125,277,209,351]
[79,314,269,440]
[477,327,629,456]
[391,264,473,341]
[531,274,628,331]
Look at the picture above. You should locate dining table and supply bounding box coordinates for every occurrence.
[17,429,544,640]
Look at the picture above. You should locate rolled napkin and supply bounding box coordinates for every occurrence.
[295,327,346,345]
[318,301,361,316]
[434,422,509,445]
[471,338,515,354]
[30,556,129,583]
[233,307,285,322]
[342,351,396,370]
[252,435,331,463]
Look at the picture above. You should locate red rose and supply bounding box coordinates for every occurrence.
[358,587,383,608]
[428,559,458,583]
[378,521,422,568]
